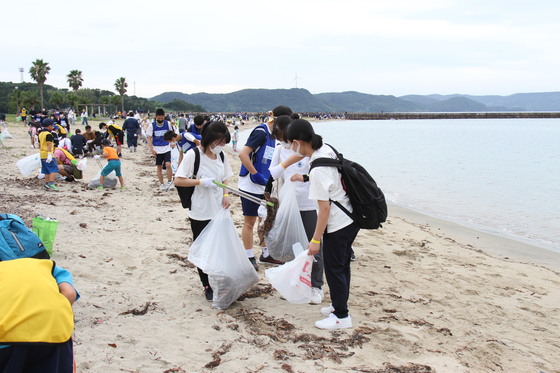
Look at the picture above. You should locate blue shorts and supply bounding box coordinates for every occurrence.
[41,159,59,175]
[101,160,122,177]
[240,190,264,217]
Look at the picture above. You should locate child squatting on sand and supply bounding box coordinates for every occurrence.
[94,139,125,189]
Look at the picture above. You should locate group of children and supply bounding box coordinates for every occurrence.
[171,105,359,330]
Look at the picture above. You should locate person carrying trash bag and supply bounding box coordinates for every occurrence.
[174,121,233,301]
[286,119,360,330]
[0,213,80,373]
[266,114,326,305]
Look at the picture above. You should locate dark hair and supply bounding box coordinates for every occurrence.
[85,125,91,130]
[234,126,239,130]
[101,139,111,146]
[193,115,204,126]
[286,119,323,150]
[99,122,107,129]
[272,115,293,141]
[272,105,293,117]
[200,121,231,150]
[155,108,165,116]
[163,130,177,141]
[291,113,300,120]
[128,111,134,116]
[75,129,81,134]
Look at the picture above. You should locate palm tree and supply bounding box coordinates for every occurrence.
[29,59,50,109]
[67,70,84,92]
[114,77,128,113]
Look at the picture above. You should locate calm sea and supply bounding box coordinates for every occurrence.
[310,118,560,253]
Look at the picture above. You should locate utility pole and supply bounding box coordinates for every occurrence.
[19,68,24,83]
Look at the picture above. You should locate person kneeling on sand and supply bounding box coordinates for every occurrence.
[93,139,125,189]
[174,121,233,301]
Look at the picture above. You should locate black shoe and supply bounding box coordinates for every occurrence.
[259,254,284,265]
[249,257,259,271]
[350,251,356,261]
[204,286,213,301]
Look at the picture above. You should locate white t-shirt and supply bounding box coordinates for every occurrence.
[146,122,173,154]
[175,148,233,221]
[308,145,354,233]
[270,144,316,211]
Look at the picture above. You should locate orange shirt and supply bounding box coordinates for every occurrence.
[103,146,119,160]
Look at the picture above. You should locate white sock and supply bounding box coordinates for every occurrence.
[262,247,269,258]
[246,248,254,258]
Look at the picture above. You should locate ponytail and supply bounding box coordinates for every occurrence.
[310,133,323,150]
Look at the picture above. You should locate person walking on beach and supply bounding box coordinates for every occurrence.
[286,119,359,330]
[174,121,233,300]
[147,108,175,190]
[81,108,88,126]
[38,119,60,191]
[238,106,292,270]
[93,139,125,189]
[232,125,239,151]
[122,111,141,153]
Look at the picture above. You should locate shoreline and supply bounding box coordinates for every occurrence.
[389,203,560,273]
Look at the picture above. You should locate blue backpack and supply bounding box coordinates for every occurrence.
[0,214,49,261]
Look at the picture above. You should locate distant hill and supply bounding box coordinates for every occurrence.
[147,89,560,113]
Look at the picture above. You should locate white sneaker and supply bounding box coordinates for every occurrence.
[159,183,167,190]
[166,181,175,190]
[309,288,323,305]
[315,314,352,330]
[320,304,335,316]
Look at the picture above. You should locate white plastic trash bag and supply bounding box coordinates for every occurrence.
[16,153,41,177]
[171,146,179,173]
[76,158,88,171]
[265,181,309,262]
[189,208,259,309]
[265,246,313,304]
[88,170,117,188]
[2,128,13,139]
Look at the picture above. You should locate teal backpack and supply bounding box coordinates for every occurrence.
[0,214,50,261]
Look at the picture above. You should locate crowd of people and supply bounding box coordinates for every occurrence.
[1,104,358,371]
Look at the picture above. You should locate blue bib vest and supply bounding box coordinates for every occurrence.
[152,120,172,147]
[239,124,275,180]
[182,125,203,152]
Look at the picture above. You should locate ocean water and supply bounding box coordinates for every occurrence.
[310,118,560,253]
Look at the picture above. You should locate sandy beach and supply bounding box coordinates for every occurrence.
[1,120,559,373]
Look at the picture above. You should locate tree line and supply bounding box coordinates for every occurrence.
[1,59,205,115]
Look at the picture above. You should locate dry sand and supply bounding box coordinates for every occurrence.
[1,120,559,373]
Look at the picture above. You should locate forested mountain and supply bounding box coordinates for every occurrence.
[152,88,560,113]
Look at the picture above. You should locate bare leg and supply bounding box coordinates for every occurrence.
[156,165,163,184]
[165,161,173,182]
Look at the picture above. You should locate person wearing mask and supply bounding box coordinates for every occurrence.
[286,119,360,330]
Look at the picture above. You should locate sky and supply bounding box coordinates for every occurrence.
[2,0,560,99]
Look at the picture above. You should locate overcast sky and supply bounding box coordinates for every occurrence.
[2,0,559,98]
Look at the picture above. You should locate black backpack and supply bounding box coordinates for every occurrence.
[309,145,387,229]
[176,147,225,209]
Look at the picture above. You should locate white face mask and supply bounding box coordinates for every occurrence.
[290,141,303,157]
[210,145,224,154]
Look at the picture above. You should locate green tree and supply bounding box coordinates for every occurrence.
[49,91,66,109]
[66,92,79,110]
[67,70,84,92]
[29,59,50,109]
[114,77,128,113]
[22,91,39,112]
[8,88,24,114]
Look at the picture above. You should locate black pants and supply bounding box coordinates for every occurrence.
[0,339,73,373]
[322,222,360,319]
[300,210,324,289]
[126,132,138,148]
[190,218,211,288]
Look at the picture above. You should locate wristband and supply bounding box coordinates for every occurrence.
[303,174,309,182]
[223,194,229,197]
[279,162,286,169]
[311,238,321,244]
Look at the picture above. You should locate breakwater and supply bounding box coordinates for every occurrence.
[345,112,560,120]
